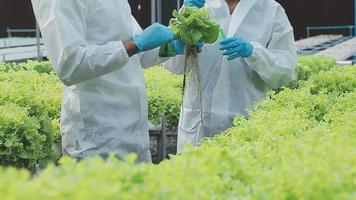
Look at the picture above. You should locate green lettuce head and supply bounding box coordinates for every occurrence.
[170,7,220,45]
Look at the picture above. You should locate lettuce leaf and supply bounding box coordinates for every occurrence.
[169,7,220,45]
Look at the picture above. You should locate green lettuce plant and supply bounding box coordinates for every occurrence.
[159,6,220,57]
[0,66,355,200]
[170,7,220,45]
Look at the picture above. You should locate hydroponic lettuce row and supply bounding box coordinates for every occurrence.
[0,62,183,171]
[0,56,338,171]
[0,70,62,171]
[0,66,354,200]
[0,61,183,128]
[143,66,182,128]
[286,55,336,89]
[0,60,54,74]
[0,104,44,170]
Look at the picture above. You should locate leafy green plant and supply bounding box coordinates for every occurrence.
[0,61,54,74]
[170,7,220,45]
[0,66,355,200]
[0,70,62,170]
[0,104,48,171]
[159,7,220,57]
[286,56,336,89]
[144,66,182,128]
[0,62,183,170]
[159,43,177,58]
[0,57,347,173]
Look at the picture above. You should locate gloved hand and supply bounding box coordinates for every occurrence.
[184,0,205,8]
[173,39,204,55]
[133,23,175,52]
[220,37,253,60]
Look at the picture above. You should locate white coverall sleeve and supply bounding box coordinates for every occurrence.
[162,54,188,75]
[32,0,130,86]
[131,17,170,68]
[244,7,297,89]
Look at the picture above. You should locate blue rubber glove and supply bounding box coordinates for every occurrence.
[184,0,205,8]
[220,37,253,60]
[173,40,204,55]
[133,23,175,52]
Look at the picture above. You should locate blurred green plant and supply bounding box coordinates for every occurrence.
[0,66,354,200]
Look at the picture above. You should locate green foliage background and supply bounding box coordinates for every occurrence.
[0,56,341,170]
[0,66,61,171]
[0,61,354,199]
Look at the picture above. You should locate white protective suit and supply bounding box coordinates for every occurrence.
[32,0,165,162]
[165,0,297,152]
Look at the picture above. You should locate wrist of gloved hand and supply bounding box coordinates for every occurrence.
[132,35,145,52]
[172,40,185,55]
[132,23,175,53]
[184,0,205,8]
[220,37,253,60]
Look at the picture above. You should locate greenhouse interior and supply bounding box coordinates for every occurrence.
[0,0,355,199]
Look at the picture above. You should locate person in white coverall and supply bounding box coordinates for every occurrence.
[31,0,176,162]
[165,0,297,152]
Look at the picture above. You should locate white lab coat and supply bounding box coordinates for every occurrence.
[164,0,297,152]
[32,0,165,162]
